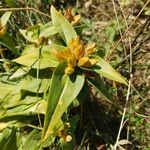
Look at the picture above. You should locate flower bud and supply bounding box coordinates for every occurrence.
[64,135,72,142]
[78,57,91,67]
[84,43,96,55]
[65,66,75,75]
[78,57,98,68]
[89,58,98,66]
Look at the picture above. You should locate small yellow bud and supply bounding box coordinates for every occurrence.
[65,135,72,142]
[78,57,91,67]
[89,59,98,66]
[0,27,7,36]
[65,66,75,75]
[84,43,96,55]
[78,57,98,68]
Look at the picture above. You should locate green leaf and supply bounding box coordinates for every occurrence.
[22,129,41,150]
[89,55,127,85]
[4,96,46,113]
[0,98,46,122]
[51,6,77,45]
[20,22,58,42]
[42,62,67,139]
[19,29,37,43]
[13,45,61,69]
[4,0,18,7]
[0,127,17,150]
[0,82,21,110]
[0,111,38,122]
[37,22,58,38]
[19,77,50,93]
[9,67,29,80]
[0,12,12,27]
[87,77,113,103]
[42,62,84,140]
[0,34,17,54]
[22,44,65,55]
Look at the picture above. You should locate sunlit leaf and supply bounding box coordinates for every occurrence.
[20,29,37,43]
[42,62,67,139]
[20,22,58,42]
[0,82,21,108]
[42,62,84,140]
[0,111,38,122]
[51,6,77,45]
[20,77,50,93]
[0,11,12,27]
[9,67,29,80]
[88,55,127,85]
[13,47,58,69]
[37,22,58,38]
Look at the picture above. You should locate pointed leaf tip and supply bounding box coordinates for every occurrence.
[50,6,77,45]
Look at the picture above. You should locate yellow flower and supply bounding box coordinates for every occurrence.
[51,36,98,75]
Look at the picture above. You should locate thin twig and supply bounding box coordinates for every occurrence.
[114,80,131,150]
[0,7,51,19]
[113,0,133,149]
[106,0,150,61]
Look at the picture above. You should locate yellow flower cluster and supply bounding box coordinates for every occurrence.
[51,36,98,75]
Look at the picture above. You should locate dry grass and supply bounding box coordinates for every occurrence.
[76,0,150,149]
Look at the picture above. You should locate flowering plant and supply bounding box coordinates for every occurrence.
[0,6,127,149]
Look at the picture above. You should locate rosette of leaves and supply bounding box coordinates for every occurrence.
[0,6,127,149]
